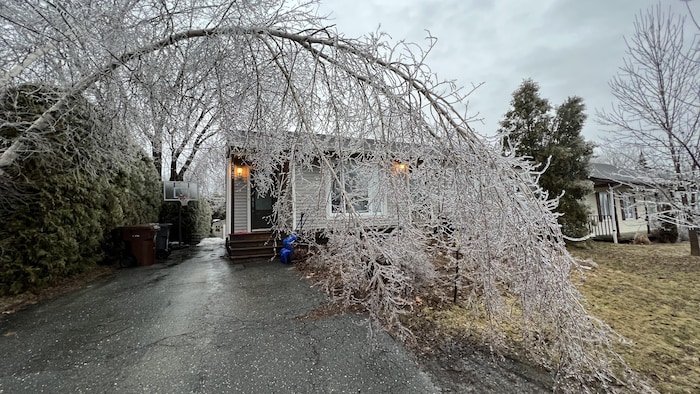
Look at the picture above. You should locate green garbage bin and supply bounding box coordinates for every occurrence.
[121,224,159,266]
[155,223,172,259]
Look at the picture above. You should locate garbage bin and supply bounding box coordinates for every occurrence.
[155,223,172,259]
[121,224,159,266]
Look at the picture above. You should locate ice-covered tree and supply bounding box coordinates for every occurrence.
[597,4,700,254]
[0,1,653,391]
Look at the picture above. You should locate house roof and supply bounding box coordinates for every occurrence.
[589,162,643,185]
[227,130,431,158]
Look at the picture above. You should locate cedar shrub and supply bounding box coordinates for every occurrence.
[0,83,160,295]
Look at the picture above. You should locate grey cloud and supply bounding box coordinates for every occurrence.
[317,0,698,140]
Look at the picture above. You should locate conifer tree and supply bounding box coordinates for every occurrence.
[500,80,594,238]
[638,151,649,170]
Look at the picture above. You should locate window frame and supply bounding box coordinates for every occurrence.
[620,194,638,220]
[328,160,387,217]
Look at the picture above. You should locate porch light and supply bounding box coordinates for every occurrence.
[234,164,249,180]
[392,161,409,174]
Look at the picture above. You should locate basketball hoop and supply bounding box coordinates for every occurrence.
[178,195,190,207]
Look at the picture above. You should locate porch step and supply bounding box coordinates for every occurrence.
[231,232,274,240]
[226,231,279,262]
[229,240,276,248]
[228,248,277,260]
[230,252,277,261]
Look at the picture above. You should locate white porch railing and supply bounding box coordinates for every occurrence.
[588,214,616,238]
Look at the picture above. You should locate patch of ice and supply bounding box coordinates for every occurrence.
[197,237,225,247]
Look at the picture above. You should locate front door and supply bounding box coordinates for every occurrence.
[251,181,276,230]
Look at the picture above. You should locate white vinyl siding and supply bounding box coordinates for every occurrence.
[233,178,249,232]
[293,165,327,230]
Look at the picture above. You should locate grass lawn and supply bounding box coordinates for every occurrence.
[569,241,700,394]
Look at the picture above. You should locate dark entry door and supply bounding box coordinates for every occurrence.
[251,183,276,230]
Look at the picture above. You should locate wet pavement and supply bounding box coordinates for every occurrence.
[0,241,439,393]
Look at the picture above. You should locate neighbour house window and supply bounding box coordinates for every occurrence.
[683,191,699,212]
[330,161,384,215]
[646,198,657,217]
[620,195,638,220]
[670,191,700,215]
[596,192,612,218]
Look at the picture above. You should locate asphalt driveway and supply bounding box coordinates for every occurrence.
[0,241,439,393]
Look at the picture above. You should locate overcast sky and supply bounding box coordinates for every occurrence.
[315,0,693,142]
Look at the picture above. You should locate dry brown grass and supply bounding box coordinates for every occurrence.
[569,241,700,394]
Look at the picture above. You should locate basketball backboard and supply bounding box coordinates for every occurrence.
[163,181,199,202]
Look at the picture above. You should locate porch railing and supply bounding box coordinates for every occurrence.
[587,214,616,238]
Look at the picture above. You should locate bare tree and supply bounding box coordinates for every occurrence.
[0,1,655,391]
[119,46,234,180]
[597,4,700,253]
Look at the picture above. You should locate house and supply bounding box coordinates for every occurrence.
[223,132,413,260]
[211,219,224,238]
[585,162,654,242]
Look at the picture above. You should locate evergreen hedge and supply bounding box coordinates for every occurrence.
[0,84,161,295]
[159,198,212,245]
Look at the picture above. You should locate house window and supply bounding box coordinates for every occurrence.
[646,199,657,217]
[620,195,638,220]
[330,162,384,215]
[596,192,612,217]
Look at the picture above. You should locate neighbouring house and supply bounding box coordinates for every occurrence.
[585,162,654,242]
[211,219,224,238]
[224,132,413,260]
